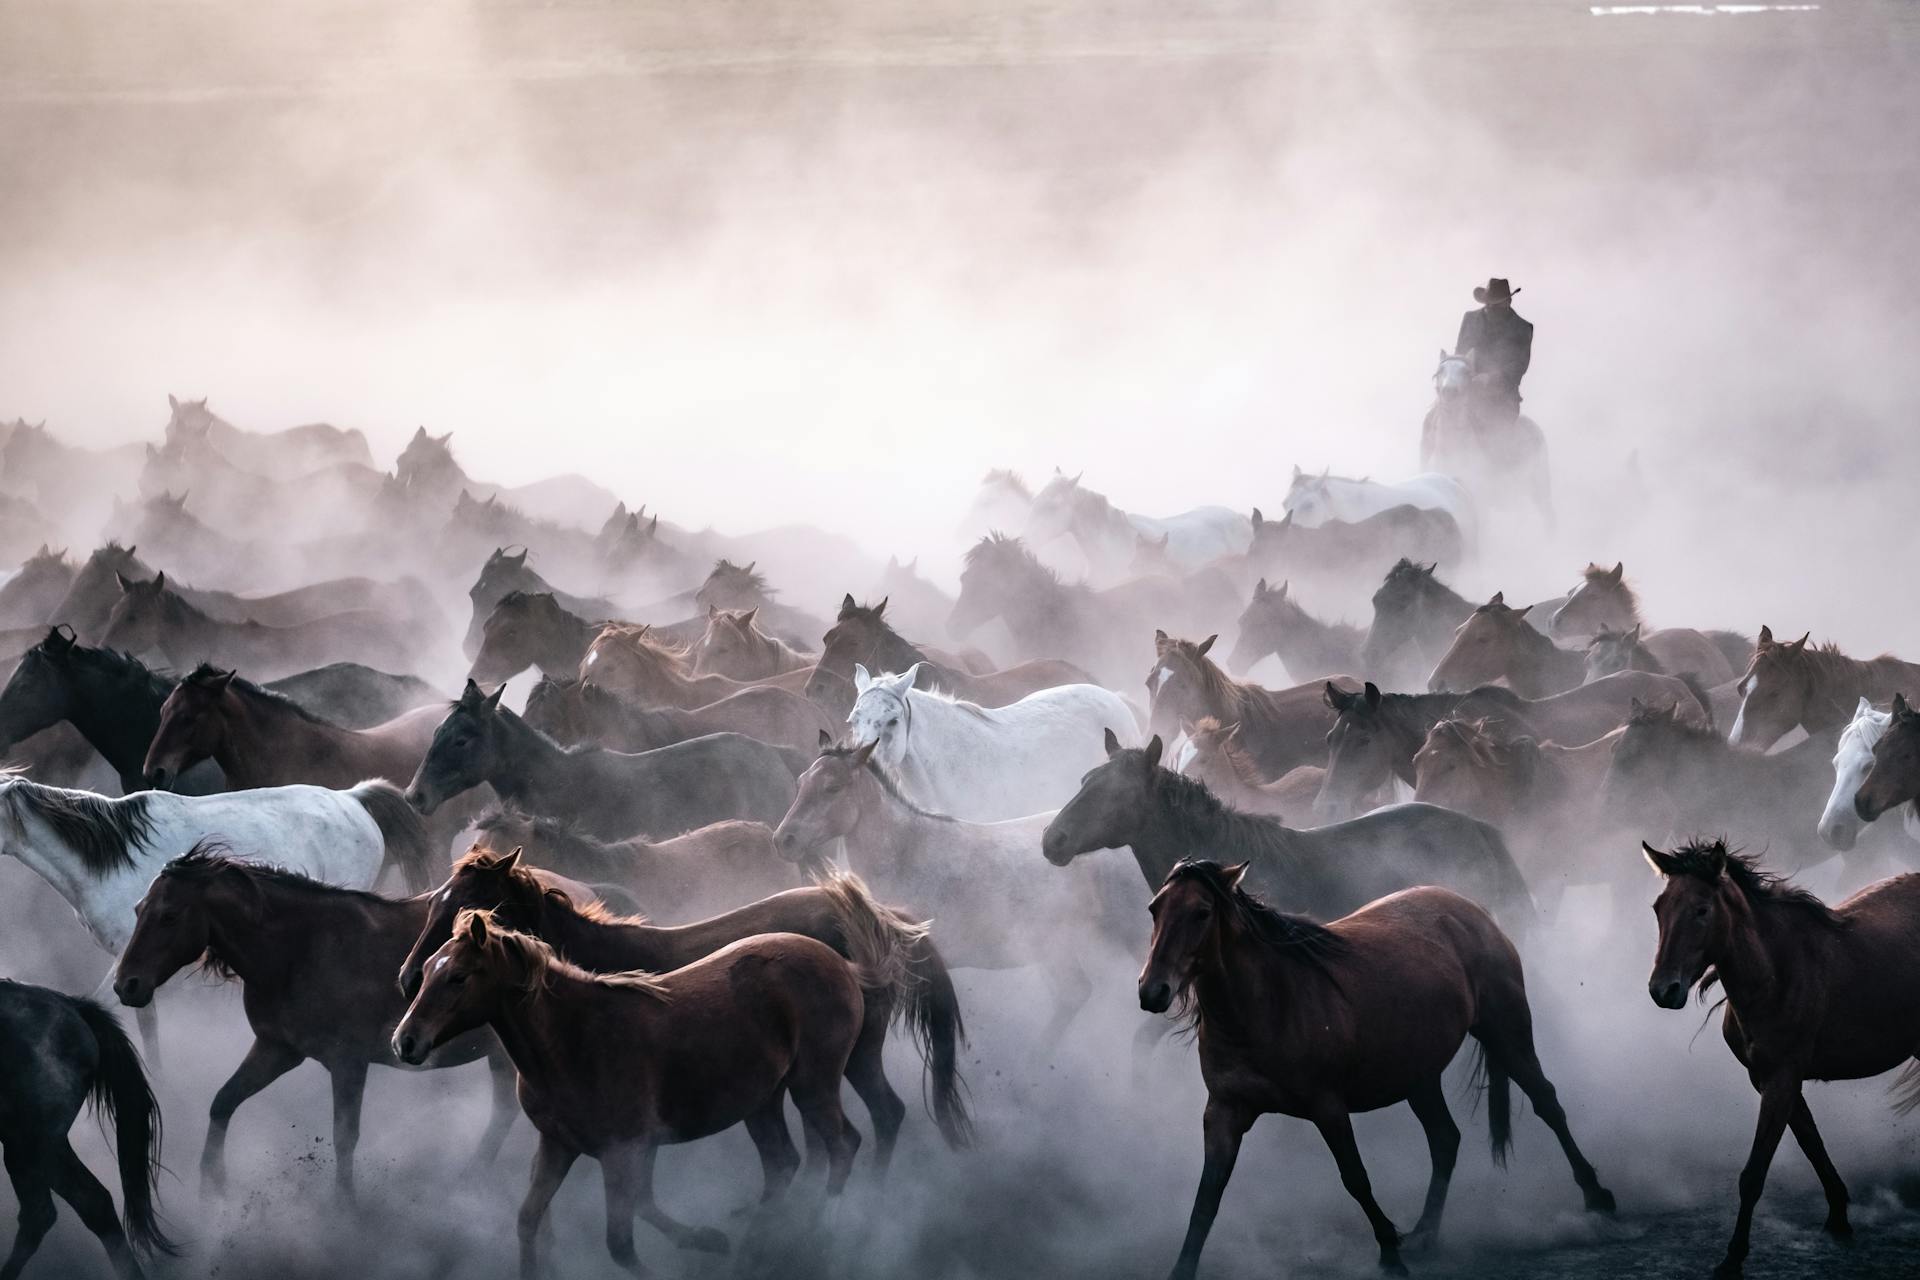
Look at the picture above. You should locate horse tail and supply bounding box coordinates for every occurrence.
[1467,1037,1514,1169]
[351,779,438,892]
[72,997,175,1259]
[816,870,974,1149]
[1891,1059,1920,1116]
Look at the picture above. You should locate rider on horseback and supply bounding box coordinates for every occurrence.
[1455,277,1532,432]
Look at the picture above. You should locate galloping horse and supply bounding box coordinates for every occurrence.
[1420,350,1552,525]
[1730,625,1920,750]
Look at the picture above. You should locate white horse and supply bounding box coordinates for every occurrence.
[0,775,425,953]
[956,469,1036,542]
[1282,466,1477,549]
[1420,350,1553,526]
[847,662,1140,821]
[1817,698,1920,853]
[1025,470,1251,583]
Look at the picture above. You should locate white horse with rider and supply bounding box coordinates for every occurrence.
[1420,349,1553,526]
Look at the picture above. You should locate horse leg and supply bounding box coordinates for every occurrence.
[1715,1078,1797,1279]
[328,1060,368,1206]
[1165,1097,1253,1280]
[1310,1105,1406,1275]
[471,1041,520,1166]
[597,1143,648,1276]
[517,1134,578,1280]
[743,1095,802,1205]
[1476,994,1614,1213]
[788,1074,861,1197]
[1402,1076,1460,1251]
[0,1145,58,1280]
[633,1145,729,1254]
[841,1015,905,1177]
[1786,1096,1851,1239]
[203,1037,303,1195]
[46,1141,142,1280]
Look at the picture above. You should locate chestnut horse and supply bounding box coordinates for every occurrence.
[1730,624,1920,751]
[689,606,812,680]
[1141,861,1612,1279]
[1546,561,1746,679]
[1427,593,1587,698]
[1645,839,1920,1278]
[581,622,821,708]
[112,850,519,1200]
[394,911,867,1278]
[808,595,1089,709]
[397,846,970,1168]
[1147,632,1361,782]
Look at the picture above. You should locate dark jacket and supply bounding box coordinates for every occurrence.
[1456,306,1533,397]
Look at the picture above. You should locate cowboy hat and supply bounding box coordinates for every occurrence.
[1473,278,1520,303]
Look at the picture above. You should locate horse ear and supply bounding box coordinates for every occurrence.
[707,603,718,617]
[740,607,757,627]
[1250,507,1263,528]
[210,669,236,693]
[1642,842,1681,877]
[841,593,857,614]
[745,562,755,574]
[1489,590,1505,606]
[483,682,507,710]
[900,662,923,692]
[461,678,483,703]
[852,663,873,693]
[168,393,179,411]
[1153,628,1171,653]
[43,625,73,653]
[152,570,165,590]
[1324,681,1353,712]
[1277,509,1294,529]
[1277,580,1289,598]
[1757,624,1774,648]
[1626,623,1641,643]
[1790,631,1810,652]
[115,571,135,594]
[875,597,888,617]
[1103,726,1123,756]
[1223,722,1244,744]
[1143,735,1164,770]
[498,846,522,872]
[1512,604,1532,620]
[465,911,489,946]
[1197,634,1217,656]
[1608,562,1624,584]
[850,739,878,767]
[906,557,917,572]
[1253,577,1267,597]
[1363,681,1382,709]
[1071,471,1083,487]
[1894,693,1910,718]
[1222,862,1250,889]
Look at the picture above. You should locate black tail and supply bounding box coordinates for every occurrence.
[71,998,175,1258]
[1467,1038,1514,1168]
[352,779,438,892]
[901,927,974,1149]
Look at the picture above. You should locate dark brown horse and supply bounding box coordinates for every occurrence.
[1358,559,1478,689]
[1142,861,1612,1279]
[398,845,970,1167]
[1043,733,1534,928]
[112,850,520,1200]
[808,595,1089,709]
[523,671,834,756]
[1855,692,1920,824]
[468,590,608,685]
[394,910,868,1277]
[1730,624,1920,750]
[1147,632,1361,782]
[467,806,809,924]
[1224,578,1363,681]
[1645,840,1920,1277]
[101,573,420,680]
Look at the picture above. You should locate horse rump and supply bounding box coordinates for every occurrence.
[351,778,438,892]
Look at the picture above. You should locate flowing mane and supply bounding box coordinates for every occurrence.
[47,636,178,703]
[1144,759,1308,876]
[705,559,775,599]
[964,532,1072,590]
[1658,839,1846,931]
[591,623,693,673]
[1578,562,1641,622]
[184,662,336,727]
[453,908,671,999]
[1163,858,1348,963]
[0,776,154,874]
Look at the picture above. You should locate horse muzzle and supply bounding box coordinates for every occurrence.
[392,1027,432,1066]
[1646,977,1688,1010]
[114,974,153,1009]
[1138,979,1174,1014]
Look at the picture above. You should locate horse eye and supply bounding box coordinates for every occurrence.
[448,972,468,987]
[888,718,899,728]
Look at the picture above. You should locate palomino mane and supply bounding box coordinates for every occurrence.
[452,908,671,999]
[1163,859,1347,963]
[469,809,646,886]
[0,775,154,874]
[1161,637,1249,713]
[1661,839,1846,930]
[184,662,335,728]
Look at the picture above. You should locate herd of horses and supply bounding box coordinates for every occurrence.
[0,401,1916,1280]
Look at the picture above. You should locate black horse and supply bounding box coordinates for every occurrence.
[0,980,172,1278]
[406,680,801,840]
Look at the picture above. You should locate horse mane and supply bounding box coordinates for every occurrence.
[591,623,692,672]
[707,559,775,599]
[48,639,177,702]
[1663,839,1846,930]
[469,808,647,886]
[819,742,960,824]
[1188,717,1270,790]
[1625,699,1721,742]
[496,589,559,616]
[1146,763,1305,872]
[1426,717,1549,790]
[963,532,1063,587]
[184,662,335,728]
[159,843,394,908]
[982,469,1031,498]
[0,777,153,874]
[452,908,670,999]
[1167,859,1347,958]
[1161,636,1250,714]
[1579,563,1641,620]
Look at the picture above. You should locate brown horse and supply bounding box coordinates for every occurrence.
[467,806,809,924]
[581,622,820,708]
[1586,626,1748,727]
[1731,624,1920,750]
[1142,861,1612,1279]
[809,595,1090,709]
[1855,692,1920,825]
[112,850,519,1200]
[691,558,829,651]
[397,845,970,1168]
[1176,717,1328,819]
[1224,578,1364,681]
[469,590,608,685]
[1427,593,1587,698]
[524,672,834,755]
[1148,632,1361,781]
[690,606,812,680]
[101,572,420,680]
[395,910,868,1278]
[1645,840,1920,1277]
[1545,562,1746,679]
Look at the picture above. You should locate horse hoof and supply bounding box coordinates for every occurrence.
[1402,1226,1440,1255]
[683,1227,731,1255]
[1824,1217,1854,1243]
[1380,1254,1410,1276]
[1710,1261,1743,1280]
[1586,1186,1618,1215]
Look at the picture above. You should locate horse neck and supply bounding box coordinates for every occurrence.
[486,714,579,808]
[1416,584,1474,650]
[543,611,598,669]
[843,772,938,870]
[1140,786,1295,888]
[874,626,927,672]
[1509,626,1585,690]
[534,898,671,972]
[0,793,142,930]
[1705,882,1808,1016]
[215,690,347,785]
[200,876,354,987]
[488,970,631,1093]
[65,664,169,779]
[1191,916,1321,1047]
[1383,696,1456,781]
[1068,497,1135,565]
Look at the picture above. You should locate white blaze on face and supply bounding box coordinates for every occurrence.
[1153,665,1174,694]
